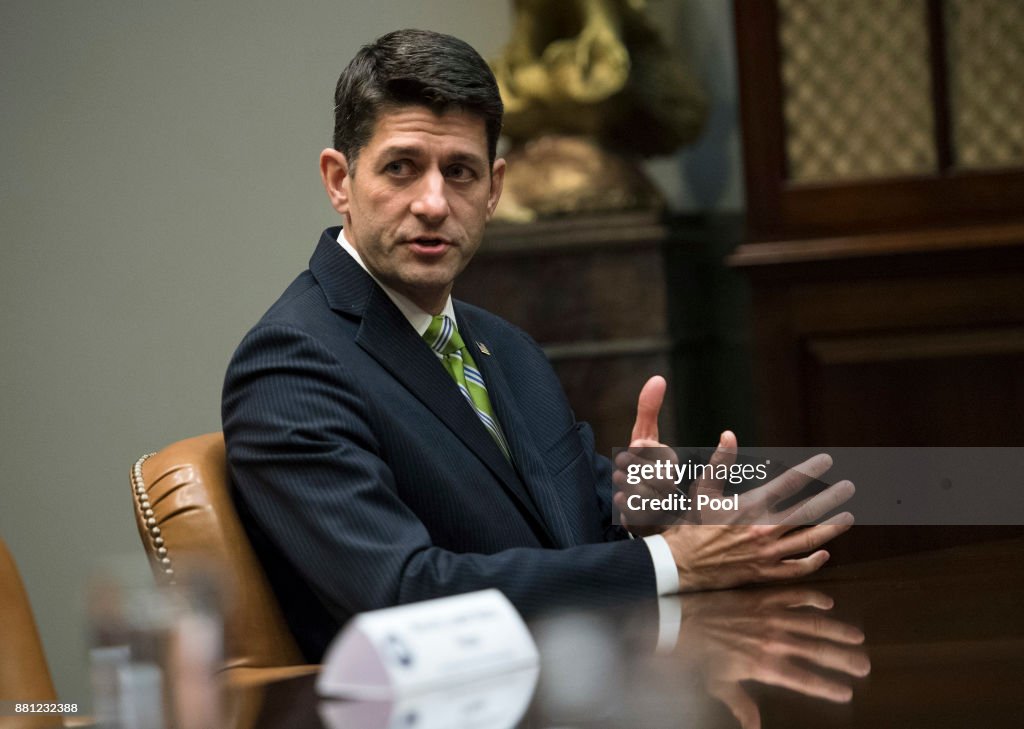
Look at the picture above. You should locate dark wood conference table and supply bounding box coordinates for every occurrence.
[230,535,1024,728]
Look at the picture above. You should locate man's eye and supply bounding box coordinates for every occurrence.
[384,160,412,175]
[446,164,474,180]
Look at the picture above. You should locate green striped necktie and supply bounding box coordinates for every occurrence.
[423,314,511,461]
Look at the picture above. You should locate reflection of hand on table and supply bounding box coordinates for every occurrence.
[672,587,870,729]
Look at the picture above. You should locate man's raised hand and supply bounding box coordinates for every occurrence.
[613,376,680,535]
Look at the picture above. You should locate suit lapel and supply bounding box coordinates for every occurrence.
[309,230,553,542]
[457,308,577,548]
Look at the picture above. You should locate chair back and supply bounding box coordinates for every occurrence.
[130,433,302,668]
[0,537,59,722]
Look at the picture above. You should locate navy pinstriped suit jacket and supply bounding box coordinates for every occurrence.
[222,228,657,661]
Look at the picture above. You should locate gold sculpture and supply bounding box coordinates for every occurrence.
[491,0,708,221]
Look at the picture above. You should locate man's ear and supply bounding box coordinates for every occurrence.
[485,157,506,221]
[320,148,351,215]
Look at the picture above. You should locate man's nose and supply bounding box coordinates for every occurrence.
[409,169,450,223]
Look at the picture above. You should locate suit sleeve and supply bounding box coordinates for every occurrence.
[222,323,657,625]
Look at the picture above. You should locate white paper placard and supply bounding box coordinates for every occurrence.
[316,589,539,700]
[318,666,539,729]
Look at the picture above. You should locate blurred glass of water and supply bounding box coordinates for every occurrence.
[87,554,225,729]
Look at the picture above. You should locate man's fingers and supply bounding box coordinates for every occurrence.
[614,445,677,473]
[758,453,833,507]
[776,480,856,531]
[713,429,737,452]
[630,375,666,444]
[753,587,835,611]
[764,611,866,646]
[710,430,738,467]
[707,680,761,729]
[691,431,739,502]
[772,514,854,560]
[755,549,831,583]
[612,469,666,500]
[612,447,679,502]
[756,629,870,676]
[749,656,855,703]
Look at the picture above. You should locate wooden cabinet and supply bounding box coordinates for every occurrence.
[731,0,1024,448]
[731,0,1024,559]
[733,225,1024,447]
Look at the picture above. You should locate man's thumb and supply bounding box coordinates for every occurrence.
[630,375,666,444]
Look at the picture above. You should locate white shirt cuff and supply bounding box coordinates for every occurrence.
[654,596,682,653]
[642,534,680,596]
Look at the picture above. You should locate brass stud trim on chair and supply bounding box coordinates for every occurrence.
[130,452,178,585]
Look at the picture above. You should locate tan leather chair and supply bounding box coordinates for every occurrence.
[129,433,308,674]
[0,537,61,728]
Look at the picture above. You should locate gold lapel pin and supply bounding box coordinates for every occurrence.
[477,342,491,356]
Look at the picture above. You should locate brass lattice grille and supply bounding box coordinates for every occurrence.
[777,0,937,182]
[947,0,1024,169]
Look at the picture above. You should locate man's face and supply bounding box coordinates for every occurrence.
[327,106,504,314]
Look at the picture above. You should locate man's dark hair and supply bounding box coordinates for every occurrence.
[333,29,504,169]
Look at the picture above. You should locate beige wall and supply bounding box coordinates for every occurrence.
[0,0,740,705]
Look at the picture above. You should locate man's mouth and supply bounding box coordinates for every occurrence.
[407,237,452,256]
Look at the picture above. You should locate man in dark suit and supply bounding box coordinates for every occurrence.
[222,29,852,662]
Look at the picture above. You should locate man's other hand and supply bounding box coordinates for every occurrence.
[663,431,854,591]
